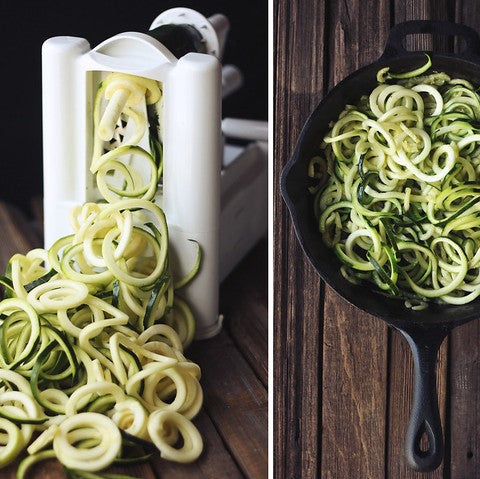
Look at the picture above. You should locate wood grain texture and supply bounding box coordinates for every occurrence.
[31,195,44,238]
[150,412,243,479]
[6,457,65,479]
[274,0,326,477]
[450,5,480,479]
[275,0,480,477]
[189,330,268,479]
[221,239,268,386]
[327,0,390,84]
[320,1,390,478]
[0,202,41,264]
[394,0,453,52]
[5,454,159,479]
[449,321,480,478]
[321,290,388,479]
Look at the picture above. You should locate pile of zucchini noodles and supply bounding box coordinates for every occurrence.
[0,73,204,478]
[310,54,480,309]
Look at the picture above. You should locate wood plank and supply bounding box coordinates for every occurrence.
[326,0,391,83]
[150,411,243,479]
[449,321,480,478]
[320,1,390,478]
[321,290,388,478]
[4,454,159,479]
[274,0,326,477]
[31,196,44,239]
[0,201,41,265]
[189,330,267,479]
[450,5,480,478]
[394,0,453,52]
[4,457,65,479]
[221,238,267,386]
[275,238,324,479]
[385,4,452,477]
[78,462,157,479]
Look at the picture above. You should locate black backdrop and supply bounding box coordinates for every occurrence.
[0,0,267,212]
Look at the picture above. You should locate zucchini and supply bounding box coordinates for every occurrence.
[311,59,480,306]
[0,70,204,477]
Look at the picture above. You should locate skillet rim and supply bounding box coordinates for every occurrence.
[281,51,480,331]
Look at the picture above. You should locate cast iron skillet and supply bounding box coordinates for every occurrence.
[281,20,480,473]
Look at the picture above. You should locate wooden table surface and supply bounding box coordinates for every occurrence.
[1,201,267,479]
[274,0,480,478]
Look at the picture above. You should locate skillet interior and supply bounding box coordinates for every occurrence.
[281,52,480,331]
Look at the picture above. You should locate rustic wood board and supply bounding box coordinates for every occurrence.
[0,201,267,479]
[190,330,268,479]
[274,0,480,477]
[320,1,390,478]
[274,1,326,477]
[221,239,268,386]
[449,5,480,479]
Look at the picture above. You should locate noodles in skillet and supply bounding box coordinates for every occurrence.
[310,55,480,309]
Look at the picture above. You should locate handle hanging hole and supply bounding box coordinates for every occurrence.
[419,430,430,453]
[414,421,434,458]
[402,33,454,53]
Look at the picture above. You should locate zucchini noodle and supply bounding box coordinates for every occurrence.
[0,71,204,478]
[310,54,480,309]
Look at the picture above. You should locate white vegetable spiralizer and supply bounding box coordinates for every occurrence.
[42,8,267,339]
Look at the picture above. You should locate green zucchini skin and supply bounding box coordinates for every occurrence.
[0,71,203,476]
[311,59,480,308]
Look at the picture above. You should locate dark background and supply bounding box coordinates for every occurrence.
[0,0,267,213]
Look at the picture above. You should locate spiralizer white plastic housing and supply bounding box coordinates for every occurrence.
[43,34,221,339]
[42,8,267,339]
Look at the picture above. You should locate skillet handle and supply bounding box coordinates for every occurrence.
[382,20,480,60]
[400,327,449,472]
